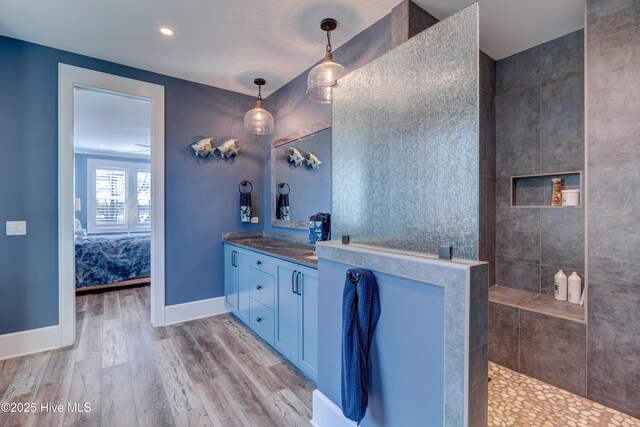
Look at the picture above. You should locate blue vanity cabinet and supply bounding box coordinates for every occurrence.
[297,265,318,380]
[223,242,318,381]
[223,246,238,311]
[275,262,319,380]
[275,261,301,364]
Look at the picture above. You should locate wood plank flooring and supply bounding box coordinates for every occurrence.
[0,286,315,427]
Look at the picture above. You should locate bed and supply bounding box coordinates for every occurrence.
[75,233,151,291]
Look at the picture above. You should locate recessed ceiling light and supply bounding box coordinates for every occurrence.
[160,27,174,36]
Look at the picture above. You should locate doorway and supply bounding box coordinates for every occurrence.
[58,64,165,347]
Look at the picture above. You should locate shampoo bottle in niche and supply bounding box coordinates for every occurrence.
[554,270,568,301]
[568,272,582,304]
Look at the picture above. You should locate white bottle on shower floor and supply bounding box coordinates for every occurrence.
[568,272,582,304]
[554,270,568,301]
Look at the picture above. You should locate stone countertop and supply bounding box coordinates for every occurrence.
[223,236,318,269]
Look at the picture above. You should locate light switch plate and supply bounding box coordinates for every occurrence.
[250,217,259,224]
[6,221,27,236]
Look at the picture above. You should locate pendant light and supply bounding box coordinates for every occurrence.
[306,18,347,104]
[244,78,274,135]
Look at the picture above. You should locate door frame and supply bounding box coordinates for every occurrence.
[58,64,166,346]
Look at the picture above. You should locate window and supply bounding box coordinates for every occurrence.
[87,159,151,233]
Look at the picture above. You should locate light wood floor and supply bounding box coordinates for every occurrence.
[0,286,314,427]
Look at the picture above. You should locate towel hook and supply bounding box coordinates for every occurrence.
[347,270,361,284]
[278,182,290,195]
[239,180,253,194]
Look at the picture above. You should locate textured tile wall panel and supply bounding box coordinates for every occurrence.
[332,4,480,259]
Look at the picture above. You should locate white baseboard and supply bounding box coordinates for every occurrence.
[311,389,357,427]
[164,296,229,325]
[0,325,61,360]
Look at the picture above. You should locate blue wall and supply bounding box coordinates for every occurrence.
[262,14,392,236]
[318,258,445,425]
[0,35,263,334]
[74,153,150,229]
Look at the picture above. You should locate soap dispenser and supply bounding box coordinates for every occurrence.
[568,272,582,304]
[554,270,568,301]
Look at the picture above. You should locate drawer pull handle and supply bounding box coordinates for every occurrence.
[256,260,263,265]
[256,317,262,322]
[256,284,263,290]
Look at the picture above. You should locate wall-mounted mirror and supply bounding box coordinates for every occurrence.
[271,126,331,229]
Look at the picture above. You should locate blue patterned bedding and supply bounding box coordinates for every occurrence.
[75,233,151,288]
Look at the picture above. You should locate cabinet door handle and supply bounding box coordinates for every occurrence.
[232,251,237,267]
[256,317,262,322]
[296,272,302,295]
[256,284,262,290]
[256,260,262,265]
[291,270,297,294]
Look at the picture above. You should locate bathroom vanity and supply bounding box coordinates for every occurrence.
[223,234,319,381]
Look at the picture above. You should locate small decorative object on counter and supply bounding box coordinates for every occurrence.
[551,178,563,206]
[309,212,331,244]
[305,152,322,169]
[239,181,253,223]
[288,147,305,166]
[568,272,582,304]
[276,183,290,220]
[561,189,580,207]
[554,269,568,301]
[438,246,453,260]
[342,234,350,244]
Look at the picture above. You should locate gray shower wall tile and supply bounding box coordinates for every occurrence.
[488,302,519,370]
[480,176,496,262]
[541,265,585,297]
[480,50,496,95]
[541,75,585,173]
[512,177,545,206]
[588,160,640,288]
[496,46,540,95]
[496,260,540,293]
[540,208,585,271]
[496,207,540,263]
[540,29,584,82]
[468,344,488,427]
[480,91,496,177]
[587,26,640,165]
[496,86,541,177]
[587,283,640,418]
[469,264,489,352]
[520,310,586,396]
[496,177,512,207]
[587,0,640,42]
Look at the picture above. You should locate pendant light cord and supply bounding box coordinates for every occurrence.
[257,84,262,101]
[326,30,332,53]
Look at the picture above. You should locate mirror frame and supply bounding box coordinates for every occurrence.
[271,120,331,229]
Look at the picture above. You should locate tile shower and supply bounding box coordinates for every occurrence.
[488,0,640,418]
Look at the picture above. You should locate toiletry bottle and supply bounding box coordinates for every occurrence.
[554,270,568,301]
[568,272,582,304]
[551,178,563,207]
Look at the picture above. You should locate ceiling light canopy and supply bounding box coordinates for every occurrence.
[160,27,173,36]
[244,78,274,135]
[306,18,347,104]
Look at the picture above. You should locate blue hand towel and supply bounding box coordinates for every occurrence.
[341,268,381,424]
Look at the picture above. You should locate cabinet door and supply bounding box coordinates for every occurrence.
[275,261,300,364]
[298,266,318,380]
[223,246,238,311]
[236,251,251,324]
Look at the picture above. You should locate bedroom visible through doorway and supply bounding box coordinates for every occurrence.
[59,64,166,348]
[73,88,152,295]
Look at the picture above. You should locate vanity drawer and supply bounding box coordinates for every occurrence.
[250,297,274,345]
[250,269,275,309]
[247,251,276,275]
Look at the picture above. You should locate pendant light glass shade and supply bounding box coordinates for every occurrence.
[244,78,274,135]
[307,18,347,104]
[306,51,347,104]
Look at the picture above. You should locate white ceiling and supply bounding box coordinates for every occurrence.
[0,0,584,97]
[74,87,152,159]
